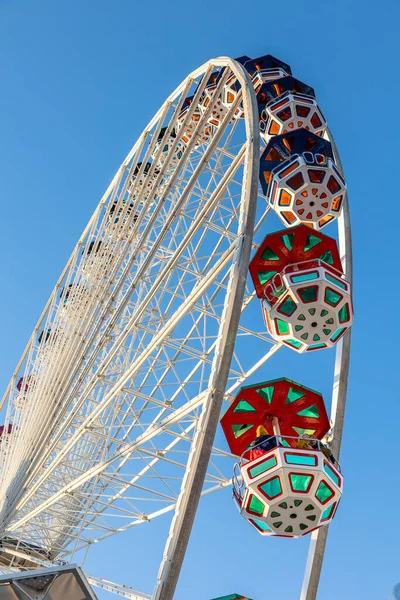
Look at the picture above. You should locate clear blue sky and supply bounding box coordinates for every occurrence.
[0,0,399,598]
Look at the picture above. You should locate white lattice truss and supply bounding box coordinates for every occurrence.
[0,58,351,600]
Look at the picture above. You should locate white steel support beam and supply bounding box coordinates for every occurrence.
[152,58,260,600]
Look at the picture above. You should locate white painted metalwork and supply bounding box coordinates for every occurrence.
[0,56,351,600]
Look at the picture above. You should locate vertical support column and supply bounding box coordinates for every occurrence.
[300,132,353,600]
[152,58,260,600]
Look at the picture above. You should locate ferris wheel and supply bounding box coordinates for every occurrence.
[0,52,353,600]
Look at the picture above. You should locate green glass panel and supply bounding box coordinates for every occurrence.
[293,426,316,436]
[300,523,308,530]
[285,338,302,349]
[270,511,281,518]
[286,387,306,404]
[278,296,296,316]
[249,456,277,478]
[308,308,316,315]
[231,424,253,438]
[313,334,320,341]
[280,232,294,250]
[291,272,319,284]
[276,318,290,334]
[298,313,306,321]
[281,438,291,448]
[315,481,334,504]
[321,504,335,520]
[256,385,274,404]
[331,327,345,342]
[305,504,315,511]
[260,476,282,499]
[300,333,309,340]
[325,288,342,307]
[320,309,329,317]
[308,343,326,349]
[258,270,277,285]
[319,250,334,265]
[338,304,349,323]
[306,514,317,521]
[289,473,313,492]
[294,499,303,507]
[297,404,319,418]
[284,526,293,533]
[261,246,279,261]
[252,518,271,531]
[326,273,346,290]
[304,234,322,252]
[324,463,340,487]
[278,502,288,509]
[248,494,264,516]
[273,521,282,528]
[326,317,334,324]
[298,286,318,303]
[295,325,303,331]
[285,453,317,466]
[323,329,331,335]
[233,399,256,413]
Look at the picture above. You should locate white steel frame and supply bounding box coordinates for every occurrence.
[0,57,352,600]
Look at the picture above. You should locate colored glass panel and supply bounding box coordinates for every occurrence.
[294,499,303,507]
[285,453,317,466]
[313,334,320,341]
[278,296,296,316]
[249,456,277,478]
[256,386,274,404]
[291,272,319,284]
[331,327,345,342]
[319,250,334,265]
[280,233,294,250]
[293,426,316,436]
[324,463,340,487]
[297,404,319,419]
[320,309,329,317]
[278,502,288,509]
[307,343,327,350]
[284,526,293,533]
[338,303,350,323]
[252,518,271,532]
[300,523,308,530]
[315,481,334,504]
[306,514,316,521]
[258,270,277,285]
[276,318,289,335]
[298,286,318,303]
[324,287,343,307]
[261,246,279,261]
[248,494,264,516]
[231,424,254,438]
[305,504,315,511]
[325,273,347,290]
[286,387,305,404]
[234,400,256,413]
[285,338,302,349]
[273,521,282,528]
[295,325,303,331]
[260,476,282,499]
[321,503,336,521]
[304,234,322,252]
[308,307,316,315]
[298,313,306,321]
[289,473,313,492]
